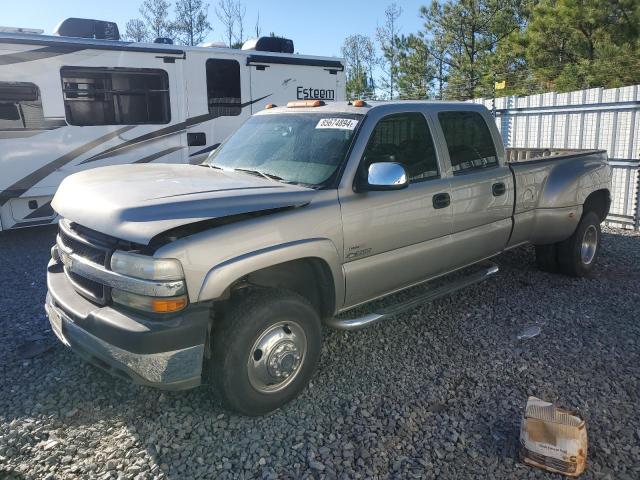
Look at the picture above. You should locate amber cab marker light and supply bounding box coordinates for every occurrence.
[151,297,187,313]
[264,103,277,109]
[287,100,325,108]
[352,99,367,107]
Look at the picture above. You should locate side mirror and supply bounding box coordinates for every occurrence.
[365,162,408,191]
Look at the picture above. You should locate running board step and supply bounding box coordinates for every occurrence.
[326,263,499,331]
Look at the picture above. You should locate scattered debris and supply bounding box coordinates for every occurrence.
[520,396,587,477]
[36,439,59,451]
[517,325,541,340]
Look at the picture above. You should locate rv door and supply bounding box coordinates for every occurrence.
[184,55,250,163]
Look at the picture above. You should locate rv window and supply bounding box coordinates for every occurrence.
[0,104,20,121]
[0,82,49,131]
[61,67,170,126]
[0,84,38,102]
[206,59,241,117]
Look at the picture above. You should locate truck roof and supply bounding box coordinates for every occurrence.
[256,100,489,116]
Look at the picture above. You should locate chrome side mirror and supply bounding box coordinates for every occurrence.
[366,162,408,191]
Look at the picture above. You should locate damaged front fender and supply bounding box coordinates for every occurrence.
[196,237,345,304]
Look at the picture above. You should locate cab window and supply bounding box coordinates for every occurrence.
[438,111,498,173]
[362,113,439,183]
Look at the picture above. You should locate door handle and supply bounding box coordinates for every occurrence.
[492,182,506,196]
[432,192,451,209]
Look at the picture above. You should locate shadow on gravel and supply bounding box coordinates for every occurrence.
[1,226,639,479]
[0,468,28,480]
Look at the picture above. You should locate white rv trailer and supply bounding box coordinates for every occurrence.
[0,20,346,231]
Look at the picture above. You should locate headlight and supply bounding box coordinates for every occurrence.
[112,289,188,314]
[110,251,184,281]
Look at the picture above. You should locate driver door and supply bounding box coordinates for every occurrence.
[340,112,453,307]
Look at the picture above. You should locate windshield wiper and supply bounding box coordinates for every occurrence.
[199,163,223,169]
[233,167,285,182]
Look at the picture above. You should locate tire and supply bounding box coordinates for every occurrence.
[210,288,322,416]
[557,211,601,277]
[535,243,559,273]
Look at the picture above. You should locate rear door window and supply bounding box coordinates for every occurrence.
[438,111,498,173]
[61,67,170,126]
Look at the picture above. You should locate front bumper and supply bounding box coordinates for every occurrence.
[45,259,210,390]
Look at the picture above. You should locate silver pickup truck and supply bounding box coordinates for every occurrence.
[46,100,611,415]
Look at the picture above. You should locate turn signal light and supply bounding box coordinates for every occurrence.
[264,103,277,109]
[112,288,188,314]
[352,99,367,107]
[287,100,325,108]
[152,297,188,313]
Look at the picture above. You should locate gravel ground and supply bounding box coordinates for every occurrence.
[1,225,639,479]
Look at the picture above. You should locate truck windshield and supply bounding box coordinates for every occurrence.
[205,113,362,187]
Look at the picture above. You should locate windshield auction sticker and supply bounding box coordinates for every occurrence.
[316,118,359,130]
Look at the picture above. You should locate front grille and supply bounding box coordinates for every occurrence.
[58,228,107,265]
[56,219,147,306]
[67,268,106,303]
[58,220,116,305]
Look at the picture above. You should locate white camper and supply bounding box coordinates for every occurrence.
[0,19,345,231]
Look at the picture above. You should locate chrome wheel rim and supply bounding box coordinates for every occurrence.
[247,321,306,393]
[581,225,598,265]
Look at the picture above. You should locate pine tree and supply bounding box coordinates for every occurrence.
[341,34,377,99]
[524,0,640,91]
[139,0,173,41]
[420,0,528,99]
[124,19,150,42]
[376,3,403,99]
[174,0,212,46]
[396,34,434,99]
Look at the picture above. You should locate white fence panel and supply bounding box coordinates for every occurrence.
[475,85,640,229]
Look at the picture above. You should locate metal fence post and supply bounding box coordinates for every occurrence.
[635,167,640,231]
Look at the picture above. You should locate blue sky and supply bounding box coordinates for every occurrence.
[2,0,428,57]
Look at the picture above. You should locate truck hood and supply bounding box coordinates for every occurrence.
[52,164,315,244]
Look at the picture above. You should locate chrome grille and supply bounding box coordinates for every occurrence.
[57,220,115,305]
[66,268,106,303]
[58,227,107,265]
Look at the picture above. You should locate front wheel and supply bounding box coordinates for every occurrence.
[210,288,322,416]
[557,211,602,277]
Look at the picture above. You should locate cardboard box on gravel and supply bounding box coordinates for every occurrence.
[520,396,588,477]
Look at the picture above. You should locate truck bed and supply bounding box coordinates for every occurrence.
[506,147,610,248]
[506,147,605,163]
